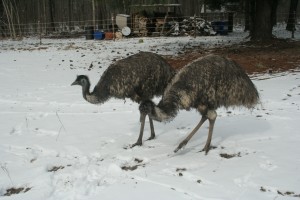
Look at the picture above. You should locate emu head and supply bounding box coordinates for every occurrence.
[139,100,156,115]
[71,75,90,87]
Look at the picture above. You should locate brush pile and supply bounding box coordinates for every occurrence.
[166,17,216,36]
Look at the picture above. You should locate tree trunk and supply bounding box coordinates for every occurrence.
[2,0,16,38]
[250,0,273,41]
[68,0,72,30]
[49,0,55,32]
[92,0,96,30]
[286,0,299,31]
[0,1,5,37]
[244,0,250,31]
[271,0,279,27]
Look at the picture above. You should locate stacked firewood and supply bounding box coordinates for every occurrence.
[132,14,148,36]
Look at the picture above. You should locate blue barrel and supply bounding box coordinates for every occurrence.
[94,31,105,40]
[212,21,228,35]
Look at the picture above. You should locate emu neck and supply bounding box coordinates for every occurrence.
[84,91,99,104]
[151,99,178,122]
[82,82,107,104]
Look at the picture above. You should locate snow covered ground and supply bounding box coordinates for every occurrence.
[0,29,300,200]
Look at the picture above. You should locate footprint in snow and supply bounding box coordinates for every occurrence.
[259,160,277,171]
[121,158,146,171]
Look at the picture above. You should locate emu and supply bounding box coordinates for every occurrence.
[71,52,175,147]
[139,54,259,154]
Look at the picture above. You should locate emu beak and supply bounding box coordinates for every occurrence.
[71,81,78,86]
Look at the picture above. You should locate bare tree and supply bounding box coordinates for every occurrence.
[286,0,299,31]
[2,0,18,38]
[49,0,55,32]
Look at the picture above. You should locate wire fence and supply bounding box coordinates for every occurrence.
[0,12,298,39]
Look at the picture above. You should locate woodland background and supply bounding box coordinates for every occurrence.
[0,0,299,40]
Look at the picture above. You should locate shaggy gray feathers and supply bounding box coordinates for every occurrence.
[87,51,175,104]
[140,54,260,122]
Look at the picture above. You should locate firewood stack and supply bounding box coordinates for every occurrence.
[132,14,148,36]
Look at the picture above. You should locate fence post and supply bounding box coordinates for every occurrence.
[228,12,233,32]
[38,21,42,45]
[194,14,197,38]
[292,11,296,39]
[112,13,115,41]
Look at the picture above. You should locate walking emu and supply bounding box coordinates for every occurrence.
[139,54,259,154]
[71,52,175,147]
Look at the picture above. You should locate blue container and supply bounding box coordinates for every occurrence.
[212,21,228,35]
[94,31,105,40]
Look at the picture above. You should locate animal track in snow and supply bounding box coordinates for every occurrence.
[26,112,49,120]
[282,84,300,101]
[33,128,58,136]
[259,159,277,171]
[9,125,23,135]
[121,158,146,171]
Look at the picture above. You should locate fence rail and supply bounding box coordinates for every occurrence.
[0,13,298,39]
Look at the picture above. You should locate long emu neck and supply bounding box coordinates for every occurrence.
[148,97,179,122]
[82,80,108,104]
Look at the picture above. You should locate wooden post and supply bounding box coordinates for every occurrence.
[39,21,42,45]
[112,13,115,41]
[203,0,207,20]
[194,14,197,38]
[92,0,96,31]
[228,12,234,32]
[160,13,168,36]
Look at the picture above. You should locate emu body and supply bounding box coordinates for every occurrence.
[72,52,175,147]
[139,54,259,154]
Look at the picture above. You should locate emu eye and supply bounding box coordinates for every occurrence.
[81,79,86,84]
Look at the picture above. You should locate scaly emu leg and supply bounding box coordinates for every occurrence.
[201,110,217,154]
[174,110,217,154]
[147,116,155,140]
[174,115,208,153]
[131,112,146,148]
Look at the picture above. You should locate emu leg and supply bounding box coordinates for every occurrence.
[174,115,207,153]
[147,116,155,141]
[201,110,217,154]
[131,113,146,148]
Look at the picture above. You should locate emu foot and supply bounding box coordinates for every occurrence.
[146,135,155,141]
[199,145,217,155]
[174,140,188,153]
[130,141,143,148]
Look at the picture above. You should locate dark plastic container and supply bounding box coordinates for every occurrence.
[85,26,94,40]
[211,21,228,35]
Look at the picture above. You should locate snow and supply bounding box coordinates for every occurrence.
[1,29,300,200]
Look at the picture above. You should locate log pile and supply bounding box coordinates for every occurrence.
[132,14,148,36]
[130,14,216,37]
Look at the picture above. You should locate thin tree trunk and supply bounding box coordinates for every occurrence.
[271,0,279,27]
[2,0,16,38]
[0,1,4,37]
[68,0,72,30]
[2,0,12,37]
[92,0,96,30]
[12,0,21,37]
[43,0,47,34]
[286,0,299,31]
[49,0,55,32]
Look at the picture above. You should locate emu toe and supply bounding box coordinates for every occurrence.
[146,135,155,141]
[174,140,188,153]
[130,141,143,148]
[199,145,217,155]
